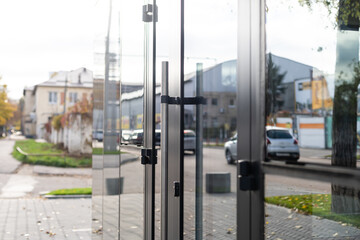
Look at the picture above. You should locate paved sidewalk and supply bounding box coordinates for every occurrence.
[266,204,360,239]
[0,195,359,239]
[96,191,360,239]
[0,139,21,174]
[0,198,91,240]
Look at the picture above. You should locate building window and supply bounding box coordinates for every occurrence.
[49,92,57,104]
[211,98,218,106]
[231,117,237,129]
[69,92,78,103]
[211,117,218,127]
[229,99,235,106]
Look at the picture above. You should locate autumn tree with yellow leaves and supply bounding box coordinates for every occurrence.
[0,76,16,126]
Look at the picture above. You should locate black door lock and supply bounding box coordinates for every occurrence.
[174,181,180,197]
[238,160,257,191]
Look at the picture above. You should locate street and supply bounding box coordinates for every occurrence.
[119,145,336,196]
[1,138,360,239]
[113,145,360,239]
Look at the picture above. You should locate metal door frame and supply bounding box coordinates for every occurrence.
[143,1,158,239]
[238,1,360,240]
[162,0,267,239]
[237,0,265,239]
[160,0,184,239]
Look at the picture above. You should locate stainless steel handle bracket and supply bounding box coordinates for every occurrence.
[141,148,158,165]
[142,4,158,23]
[161,95,206,105]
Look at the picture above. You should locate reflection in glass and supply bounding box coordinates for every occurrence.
[265,176,360,239]
[118,0,145,239]
[183,0,237,238]
[265,0,360,238]
[102,0,121,237]
[92,77,104,240]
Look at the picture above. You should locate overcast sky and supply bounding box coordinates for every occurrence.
[0,0,103,99]
[0,0,346,100]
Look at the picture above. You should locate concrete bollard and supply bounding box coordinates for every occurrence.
[206,172,231,193]
[105,177,124,195]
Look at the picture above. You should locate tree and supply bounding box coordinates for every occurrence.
[7,98,24,131]
[0,77,16,127]
[329,0,360,214]
[266,53,287,122]
[298,0,360,213]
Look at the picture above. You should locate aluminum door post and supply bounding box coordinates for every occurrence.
[195,63,203,240]
[237,0,265,239]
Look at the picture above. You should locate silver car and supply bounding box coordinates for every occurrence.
[184,130,196,154]
[224,127,299,164]
[224,134,237,164]
[266,126,299,161]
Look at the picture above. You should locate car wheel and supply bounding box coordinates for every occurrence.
[225,149,234,164]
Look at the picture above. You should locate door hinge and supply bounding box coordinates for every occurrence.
[142,4,158,23]
[141,148,158,165]
[238,160,257,191]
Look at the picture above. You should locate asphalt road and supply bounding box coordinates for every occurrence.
[1,137,347,198]
[119,145,335,196]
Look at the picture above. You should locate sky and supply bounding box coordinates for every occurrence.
[0,0,351,100]
[0,0,103,99]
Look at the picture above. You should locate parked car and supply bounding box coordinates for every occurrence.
[92,130,104,142]
[266,126,299,161]
[152,129,195,154]
[184,129,196,154]
[224,134,237,164]
[224,126,299,164]
[121,130,132,145]
[130,130,143,146]
[155,129,161,146]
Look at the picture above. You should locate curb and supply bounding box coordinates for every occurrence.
[34,156,139,175]
[43,194,92,199]
[121,156,139,165]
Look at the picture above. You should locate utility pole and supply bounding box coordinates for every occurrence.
[63,73,68,166]
[63,74,68,115]
[310,69,313,117]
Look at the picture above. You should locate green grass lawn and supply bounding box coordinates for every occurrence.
[12,140,91,168]
[46,188,92,195]
[203,143,225,147]
[325,155,360,160]
[92,148,126,155]
[265,194,360,228]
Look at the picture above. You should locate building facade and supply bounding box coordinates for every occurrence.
[22,68,93,139]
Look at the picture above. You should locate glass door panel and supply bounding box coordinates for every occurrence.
[265,0,360,238]
[183,0,238,238]
[119,0,145,239]
[101,0,122,239]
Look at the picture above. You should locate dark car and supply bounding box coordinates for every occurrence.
[92,130,104,142]
[184,130,196,154]
[130,130,143,146]
[155,129,161,146]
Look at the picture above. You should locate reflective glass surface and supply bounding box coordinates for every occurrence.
[265,0,360,238]
[183,0,238,238]
[119,0,145,239]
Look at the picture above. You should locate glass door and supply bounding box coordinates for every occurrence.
[161,0,241,239]
[92,0,158,239]
[263,0,360,239]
